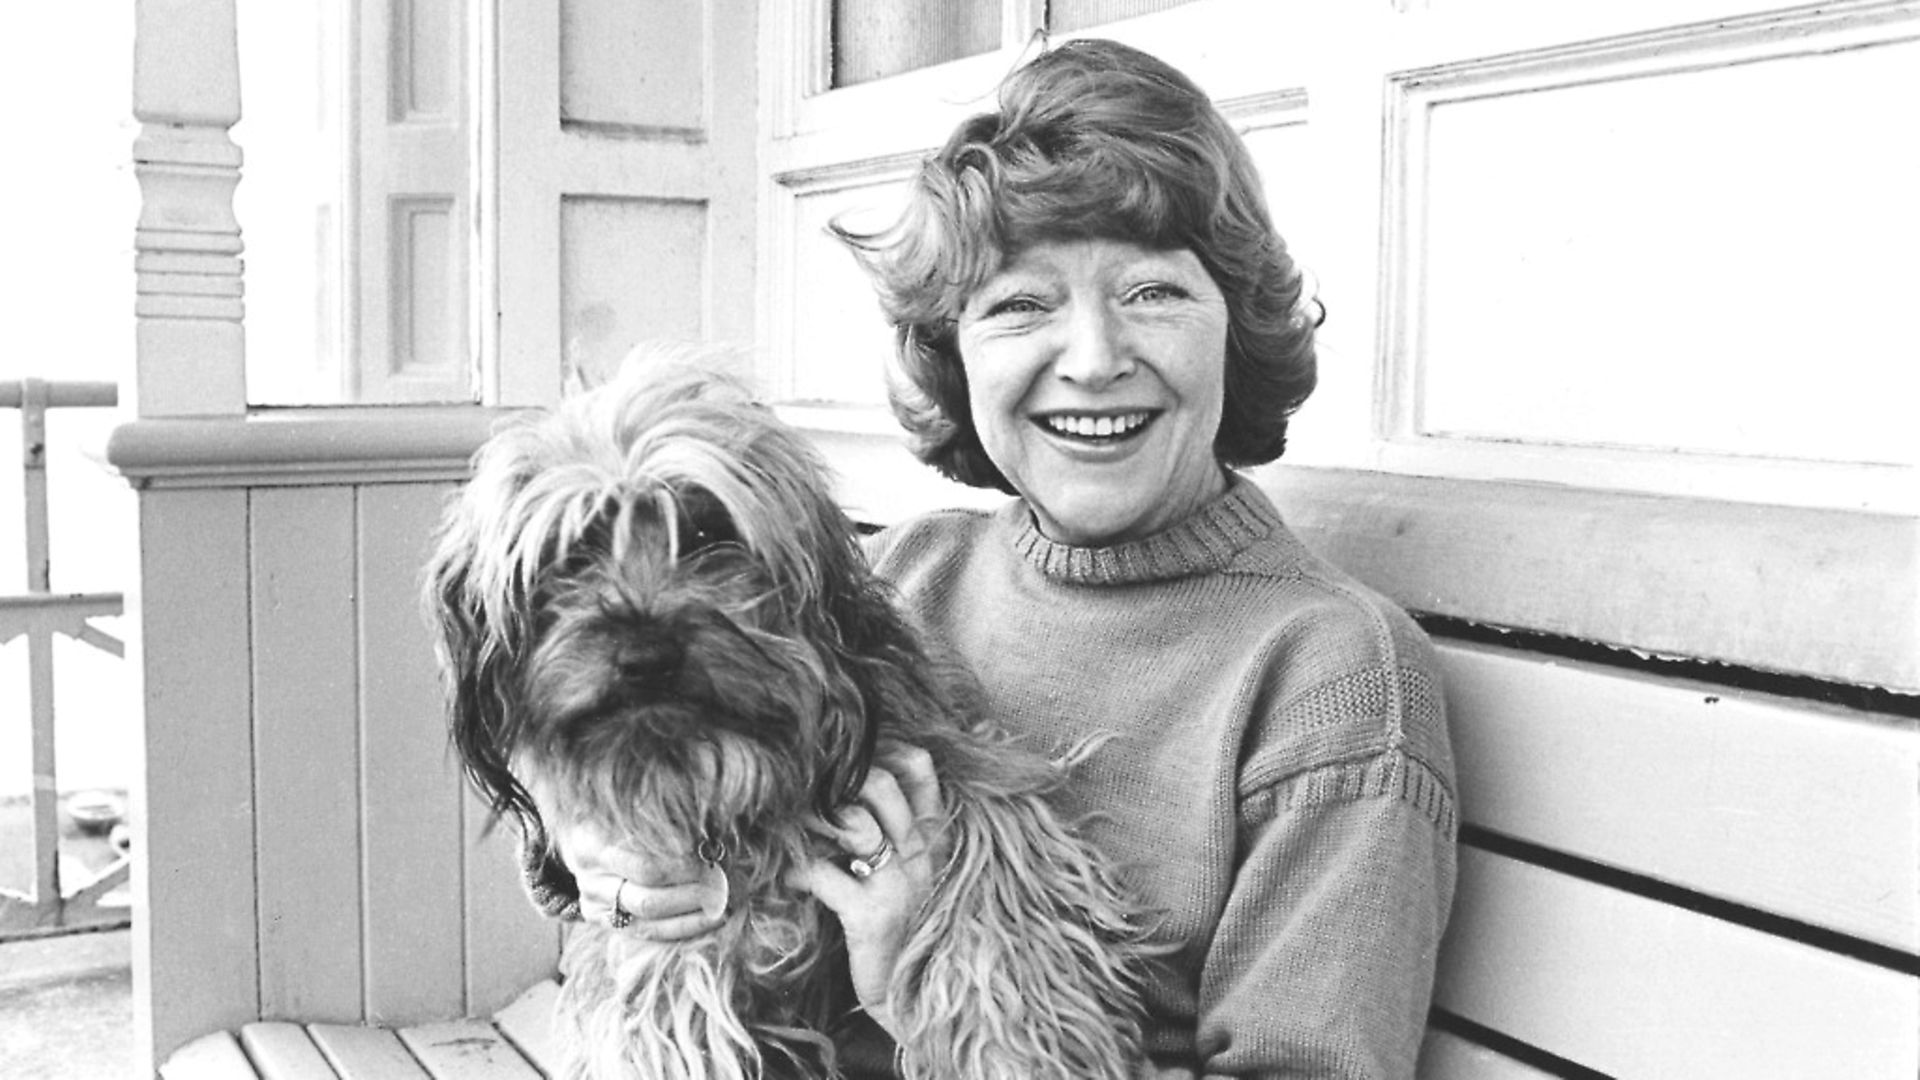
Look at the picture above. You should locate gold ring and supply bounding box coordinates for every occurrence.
[848,837,895,879]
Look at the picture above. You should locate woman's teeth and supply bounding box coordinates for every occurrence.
[1044,412,1151,439]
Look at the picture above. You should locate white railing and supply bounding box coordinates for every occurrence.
[0,378,128,941]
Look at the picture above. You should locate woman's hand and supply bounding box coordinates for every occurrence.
[547,814,729,940]
[788,744,946,1039]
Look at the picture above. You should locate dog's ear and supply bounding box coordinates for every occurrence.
[422,506,542,837]
[805,562,971,821]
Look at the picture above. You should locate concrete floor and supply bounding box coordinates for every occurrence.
[0,928,135,1079]
[1,794,136,1078]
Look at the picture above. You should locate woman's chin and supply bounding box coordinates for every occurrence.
[1030,494,1163,548]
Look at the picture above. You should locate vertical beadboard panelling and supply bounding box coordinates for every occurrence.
[357,482,467,1023]
[251,486,365,1020]
[135,487,258,1064]
[463,784,563,1014]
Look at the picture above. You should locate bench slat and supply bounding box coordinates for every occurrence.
[1439,640,1919,952]
[159,1030,259,1080]
[308,1024,432,1079]
[492,977,565,1076]
[237,1023,335,1079]
[397,1020,543,1080]
[1416,1029,1555,1079]
[1437,846,1920,1078]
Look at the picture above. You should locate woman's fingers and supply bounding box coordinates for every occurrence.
[808,802,888,859]
[579,871,716,919]
[575,866,728,940]
[883,744,943,831]
[856,768,917,858]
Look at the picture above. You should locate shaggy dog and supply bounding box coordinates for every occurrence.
[424,354,1153,1080]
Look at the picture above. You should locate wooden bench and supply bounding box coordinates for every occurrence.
[1416,637,1918,1078]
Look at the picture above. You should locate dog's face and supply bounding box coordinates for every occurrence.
[426,360,901,891]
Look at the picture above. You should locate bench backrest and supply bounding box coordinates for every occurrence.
[1418,640,1918,1078]
[1263,470,1920,1078]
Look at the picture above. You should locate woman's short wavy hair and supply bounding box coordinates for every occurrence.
[833,38,1319,493]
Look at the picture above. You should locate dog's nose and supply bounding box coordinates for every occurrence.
[615,633,684,688]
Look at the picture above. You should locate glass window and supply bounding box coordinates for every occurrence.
[235,0,349,405]
[828,0,1201,89]
[831,0,1001,87]
[1047,0,1197,33]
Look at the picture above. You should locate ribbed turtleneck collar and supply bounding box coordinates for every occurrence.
[1003,474,1279,585]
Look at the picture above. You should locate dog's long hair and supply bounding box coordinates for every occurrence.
[425,350,1153,1080]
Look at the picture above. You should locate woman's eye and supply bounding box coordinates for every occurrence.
[987,295,1046,318]
[1128,282,1187,304]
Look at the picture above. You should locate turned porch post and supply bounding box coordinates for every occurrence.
[128,0,254,1071]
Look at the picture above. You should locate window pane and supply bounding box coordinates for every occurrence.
[832,0,999,87]
[236,0,348,405]
[1047,0,1197,33]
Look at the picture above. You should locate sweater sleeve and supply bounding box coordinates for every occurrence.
[1187,598,1459,1079]
[1186,749,1456,1078]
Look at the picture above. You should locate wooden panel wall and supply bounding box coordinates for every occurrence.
[131,471,560,1065]
[493,0,758,406]
[133,488,256,1061]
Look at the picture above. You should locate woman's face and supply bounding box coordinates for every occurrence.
[956,237,1230,547]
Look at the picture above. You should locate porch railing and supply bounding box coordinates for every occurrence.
[0,378,128,941]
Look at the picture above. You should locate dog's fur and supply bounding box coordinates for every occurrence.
[424,352,1153,1080]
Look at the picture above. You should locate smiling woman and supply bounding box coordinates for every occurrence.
[954,239,1230,546]
[814,38,1454,1078]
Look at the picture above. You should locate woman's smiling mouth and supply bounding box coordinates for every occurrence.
[1036,411,1156,442]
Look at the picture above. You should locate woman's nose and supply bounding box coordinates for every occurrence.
[1052,304,1134,388]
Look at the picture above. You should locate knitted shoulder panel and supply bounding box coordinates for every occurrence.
[1233,562,1456,837]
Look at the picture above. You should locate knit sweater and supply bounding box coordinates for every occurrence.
[863,476,1457,1079]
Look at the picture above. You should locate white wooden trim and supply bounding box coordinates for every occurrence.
[106,409,504,489]
[1260,465,1920,692]
[1435,846,1920,1078]
[1439,640,1919,953]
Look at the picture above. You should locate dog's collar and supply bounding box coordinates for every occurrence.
[697,833,729,867]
